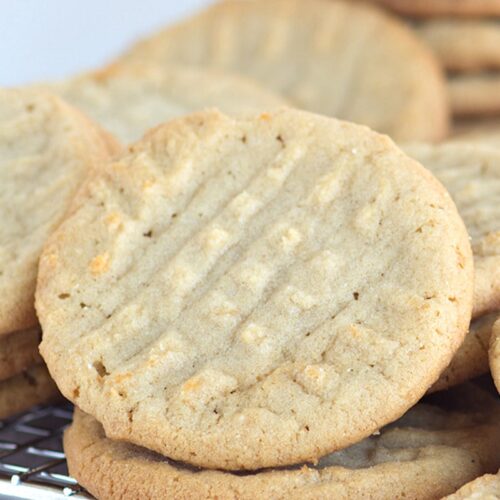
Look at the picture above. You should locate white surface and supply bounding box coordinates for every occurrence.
[0,0,213,86]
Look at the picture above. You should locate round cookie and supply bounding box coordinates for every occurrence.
[65,391,500,500]
[120,0,449,142]
[362,0,500,18]
[490,318,500,393]
[0,327,41,382]
[431,312,499,393]
[417,20,500,72]
[48,62,289,144]
[403,142,500,318]
[449,74,500,117]
[0,364,60,419]
[0,87,121,336]
[444,472,500,499]
[37,108,473,470]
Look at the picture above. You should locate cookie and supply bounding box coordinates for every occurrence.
[0,327,41,382]
[431,312,498,393]
[490,318,500,393]
[120,0,449,142]
[65,388,500,500]
[403,142,500,318]
[417,20,500,72]
[449,74,500,117]
[37,108,473,470]
[0,87,121,337]
[444,472,500,499]
[0,364,61,419]
[48,62,288,144]
[361,0,500,18]
[452,118,500,147]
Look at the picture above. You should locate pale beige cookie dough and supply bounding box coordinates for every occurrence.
[48,62,288,144]
[37,108,472,470]
[417,20,500,72]
[121,0,449,141]
[0,87,121,337]
[449,74,500,117]
[431,312,498,393]
[0,327,41,382]
[443,471,500,499]
[490,318,500,393]
[0,364,61,419]
[404,142,500,318]
[65,390,500,500]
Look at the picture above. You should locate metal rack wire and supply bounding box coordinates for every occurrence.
[0,403,91,499]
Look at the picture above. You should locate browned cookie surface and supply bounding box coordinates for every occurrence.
[37,109,472,470]
[65,389,500,500]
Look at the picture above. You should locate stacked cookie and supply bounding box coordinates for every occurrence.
[119,0,450,142]
[491,319,500,393]
[0,61,289,422]
[36,106,500,498]
[417,18,500,119]
[1,0,499,498]
[404,142,500,394]
[0,87,121,418]
[349,4,500,392]
[362,0,500,138]
[444,470,500,499]
[64,383,500,499]
[44,62,289,144]
[417,19,500,122]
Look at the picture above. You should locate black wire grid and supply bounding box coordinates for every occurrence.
[0,403,90,499]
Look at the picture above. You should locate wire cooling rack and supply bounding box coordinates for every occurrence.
[0,403,91,499]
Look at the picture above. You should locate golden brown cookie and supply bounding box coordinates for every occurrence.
[452,118,500,147]
[490,318,500,393]
[361,0,500,18]
[0,327,41,382]
[0,87,121,337]
[449,74,500,117]
[404,142,500,318]
[47,62,289,143]
[431,313,498,393]
[443,471,500,499]
[37,108,472,470]
[417,20,500,72]
[121,0,449,141]
[0,364,61,419]
[65,388,500,500]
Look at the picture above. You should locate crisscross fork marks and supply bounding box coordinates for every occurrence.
[69,130,316,374]
[60,126,286,341]
[114,164,421,409]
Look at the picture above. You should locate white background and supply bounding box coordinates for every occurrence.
[0,0,213,86]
